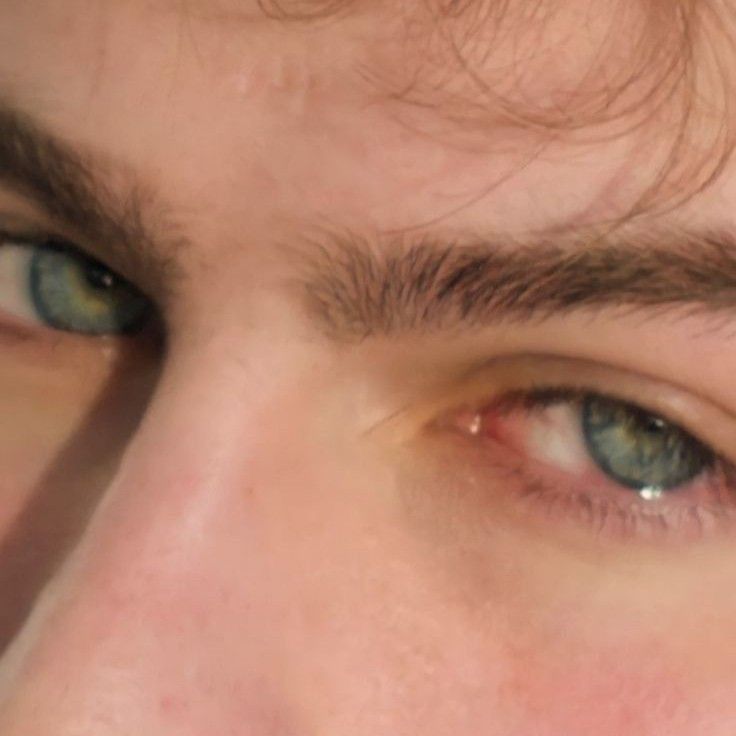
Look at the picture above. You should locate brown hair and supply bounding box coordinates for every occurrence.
[258,0,736,219]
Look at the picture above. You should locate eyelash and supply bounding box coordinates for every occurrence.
[446,385,736,545]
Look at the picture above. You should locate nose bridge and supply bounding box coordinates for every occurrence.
[0,347,287,733]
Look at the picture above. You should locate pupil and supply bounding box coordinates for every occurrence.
[643,416,665,434]
[84,262,117,291]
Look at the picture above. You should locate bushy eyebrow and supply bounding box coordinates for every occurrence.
[6,101,736,345]
[0,102,178,287]
[298,230,736,341]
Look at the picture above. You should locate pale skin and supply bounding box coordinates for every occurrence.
[1,1,736,734]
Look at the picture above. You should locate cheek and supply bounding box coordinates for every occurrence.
[495,549,736,734]
[180,378,736,734]
[239,409,509,732]
[373,439,736,732]
[0,341,155,500]
[0,339,158,649]
[501,638,688,734]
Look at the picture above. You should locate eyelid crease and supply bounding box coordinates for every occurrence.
[378,354,736,464]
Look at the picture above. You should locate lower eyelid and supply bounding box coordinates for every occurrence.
[483,449,736,545]
[439,403,736,546]
[514,481,734,544]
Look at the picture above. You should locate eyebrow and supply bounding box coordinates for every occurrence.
[0,102,176,285]
[6,101,736,342]
[299,229,736,341]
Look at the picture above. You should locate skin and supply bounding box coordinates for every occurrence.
[1,1,736,733]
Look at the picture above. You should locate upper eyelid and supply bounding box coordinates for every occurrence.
[0,228,150,296]
[379,354,736,458]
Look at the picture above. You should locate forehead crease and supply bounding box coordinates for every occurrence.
[255,0,356,19]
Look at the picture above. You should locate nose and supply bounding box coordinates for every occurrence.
[0,345,308,734]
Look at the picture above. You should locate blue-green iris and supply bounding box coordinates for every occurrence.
[29,245,150,335]
[582,395,712,492]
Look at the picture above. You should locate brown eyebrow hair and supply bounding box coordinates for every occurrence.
[5,103,736,344]
[0,103,180,291]
[298,229,736,342]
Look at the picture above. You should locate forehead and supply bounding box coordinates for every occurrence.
[0,0,731,243]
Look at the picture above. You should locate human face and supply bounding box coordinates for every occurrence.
[0,1,736,733]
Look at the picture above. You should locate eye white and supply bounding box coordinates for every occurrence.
[0,242,40,325]
[525,402,589,473]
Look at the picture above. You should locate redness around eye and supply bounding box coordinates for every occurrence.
[445,393,736,544]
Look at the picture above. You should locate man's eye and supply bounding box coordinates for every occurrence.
[581,395,712,494]
[0,238,151,336]
[437,366,736,544]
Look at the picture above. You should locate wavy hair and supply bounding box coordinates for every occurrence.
[257,0,736,218]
